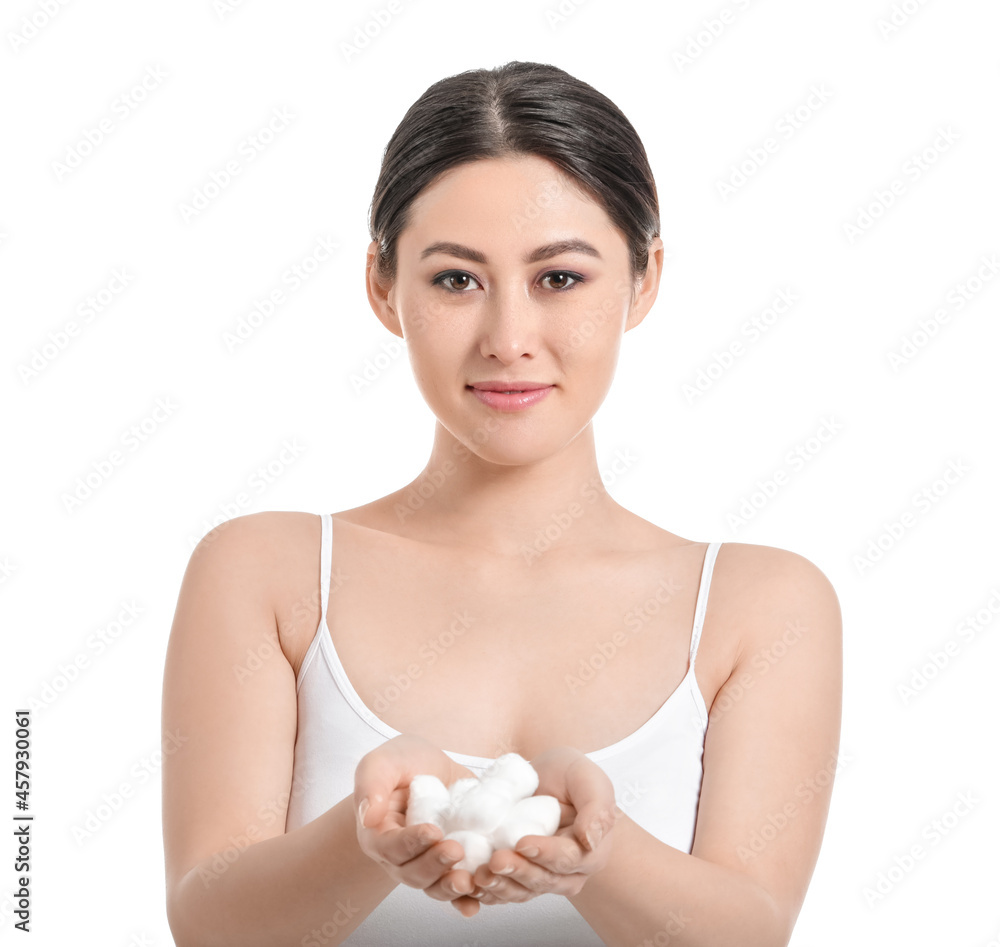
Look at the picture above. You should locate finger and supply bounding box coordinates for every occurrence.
[471,868,537,904]
[450,895,480,917]
[355,742,424,829]
[395,837,467,889]
[555,800,577,829]
[354,752,401,829]
[563,758,617,852]
[495,870,586,900]
[378,823,446,869]
[574,803,618,853]
[422,866,476,902]
[509,831,586,874]
[468,890,500,907]
[357,789,408,838]
[478,851,590,901]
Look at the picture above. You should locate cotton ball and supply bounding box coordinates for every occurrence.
[443,830,494,873]
[404,775,450,830]
[456,751,538,834]
[482,753,539,801]
[490,794,561,851]
[442,778,480,833]
[453,777,519,834]
[405,755,546,857]
[447,777,480,808]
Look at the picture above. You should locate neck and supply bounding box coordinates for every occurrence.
[388,421,631,562]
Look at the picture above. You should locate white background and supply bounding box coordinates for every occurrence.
[3,0,999,943]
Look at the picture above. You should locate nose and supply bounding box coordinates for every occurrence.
[478,281,539,364]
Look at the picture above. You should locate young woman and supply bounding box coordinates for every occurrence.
[162,61,842,946]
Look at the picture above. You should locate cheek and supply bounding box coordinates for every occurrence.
[406,343,447,390]
[399,289,484,352]
[557,314,626,379]
[552,288,630,358]
[404,335,467,403]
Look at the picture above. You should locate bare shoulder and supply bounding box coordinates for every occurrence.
[705,542,842,696]
[190,512,322,652]
[711,541,842,662]
[163,511,318,900]
[191,510,318,575]
[714,541,840,602]
[690,543,842,930]
[634,515,841,638]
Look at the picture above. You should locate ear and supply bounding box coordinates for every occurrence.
[624,236,664,332]
[366,239,404,339]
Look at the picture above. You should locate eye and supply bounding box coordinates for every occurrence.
[540,271,584,291]
[431,269,585,293]
[432,271,482,293]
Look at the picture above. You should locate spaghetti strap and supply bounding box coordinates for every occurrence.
[690,542,722,666]
[319,512,332,623]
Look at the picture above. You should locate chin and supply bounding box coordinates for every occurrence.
[455,420,592,468]
[469,445,555,467]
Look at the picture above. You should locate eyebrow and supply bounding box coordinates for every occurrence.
[419,239,602,265]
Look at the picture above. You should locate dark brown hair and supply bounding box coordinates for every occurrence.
[368,61,660,290]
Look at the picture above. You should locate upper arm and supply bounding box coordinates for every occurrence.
[161,513,301,899]
[690,543,843,936]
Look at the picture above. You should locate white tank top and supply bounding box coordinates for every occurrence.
[285,513,721,945]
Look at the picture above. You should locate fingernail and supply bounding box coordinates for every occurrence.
[586,821,604,851]
[517,845,539,858]
[497,865,514,875]
[358,797,369,826]
[439,851,457,865]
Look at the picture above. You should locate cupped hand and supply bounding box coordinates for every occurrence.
[465,746,618,908]
[353,733,483,915]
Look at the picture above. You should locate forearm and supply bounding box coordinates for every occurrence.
[167,794,395,947]
[568,815,787,947]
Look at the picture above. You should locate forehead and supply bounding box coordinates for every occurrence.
[399,154,621,253]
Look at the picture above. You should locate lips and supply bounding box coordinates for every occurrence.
[466,384,554,412]
[468,382,552,392]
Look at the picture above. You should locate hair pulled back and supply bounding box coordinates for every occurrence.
[368,61,660,288]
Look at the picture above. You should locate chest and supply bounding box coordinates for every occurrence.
[303,535,726,760]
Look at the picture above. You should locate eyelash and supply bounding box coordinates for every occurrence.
[431,269,585,294]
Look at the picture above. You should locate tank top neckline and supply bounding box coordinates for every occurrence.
[301,513,721,768]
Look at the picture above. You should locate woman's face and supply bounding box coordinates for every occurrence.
[367,154,662,466]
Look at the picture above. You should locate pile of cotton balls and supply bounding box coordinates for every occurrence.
[405,753,561,872]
